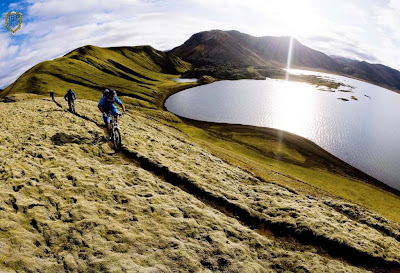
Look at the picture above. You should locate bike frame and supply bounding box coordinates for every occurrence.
[109,112,119,130]
[107,111,122,150]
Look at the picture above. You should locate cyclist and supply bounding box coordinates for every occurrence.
[50,90,55,101]
[64,88,77,113]
[98,89,125,137]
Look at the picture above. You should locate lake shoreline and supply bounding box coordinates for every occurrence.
[161,80,400,198]
[178,116,400,197]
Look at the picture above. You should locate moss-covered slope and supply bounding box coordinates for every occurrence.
[0,98,399,272]
[1,45,191,107]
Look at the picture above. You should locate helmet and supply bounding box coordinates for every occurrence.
[106,89,116,101]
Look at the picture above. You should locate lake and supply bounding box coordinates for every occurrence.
[171,78,198,83]
[165,69,400,191]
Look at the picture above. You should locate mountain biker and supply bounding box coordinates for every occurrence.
[64,88,77,112]
[98,89,125,136]
[50,90,55,101]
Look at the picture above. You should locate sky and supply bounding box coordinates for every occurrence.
[1,0,399,89]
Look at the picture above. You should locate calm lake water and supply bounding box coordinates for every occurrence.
[171,78,198,83]
[165,69,400,191]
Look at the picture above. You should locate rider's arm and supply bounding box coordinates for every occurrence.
[115,96,125,112]
[64,93,68,101]
[98,96,105,112]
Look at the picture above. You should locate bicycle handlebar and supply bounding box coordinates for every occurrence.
[105,111,125,117]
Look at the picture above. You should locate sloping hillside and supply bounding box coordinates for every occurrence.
[1,39,400,272]
[332,56,400,89]
[0,98,399,272]
[171,30,400,91]
[1,45,191,108]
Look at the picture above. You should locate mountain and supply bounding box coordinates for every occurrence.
[171,30,400,91]
[331,56,400,90]
[1,45,191,106]
[170,30,272,66]
[170,30,341,70]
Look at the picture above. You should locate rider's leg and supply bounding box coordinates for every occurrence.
[102,114,112,139]
[102,113,111,129]
[69,100,74,112]
[111,106,119,124]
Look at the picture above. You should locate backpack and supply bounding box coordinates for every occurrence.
[105,89,117,101]
[103,89,110,97]
[103,88,116,97]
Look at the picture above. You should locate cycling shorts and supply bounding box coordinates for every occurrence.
[102,105,118,124]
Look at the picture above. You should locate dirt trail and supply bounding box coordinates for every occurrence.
[0,98,399,272]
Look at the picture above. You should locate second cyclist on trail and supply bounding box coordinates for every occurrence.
[98,89,125,138]
[64,88,77,113]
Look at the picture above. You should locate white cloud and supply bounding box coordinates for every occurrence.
[0,34,19,59]
[26,0,146,17]
[0,0,399,89]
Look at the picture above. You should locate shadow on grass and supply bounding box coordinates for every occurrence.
[0,98,16,103]
[48,95,400,271]
[74,112,103,128]
[121,147,400,271]
[50,97,103,128]
[50,132,92,145]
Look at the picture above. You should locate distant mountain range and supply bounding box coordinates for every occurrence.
[171,30,400,91]
[3,29,400,96]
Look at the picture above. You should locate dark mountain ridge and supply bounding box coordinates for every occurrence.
[171,30,400,91]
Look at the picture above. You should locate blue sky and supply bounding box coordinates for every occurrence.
[1,0,400,89]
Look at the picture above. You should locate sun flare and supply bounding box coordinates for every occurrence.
[270,80,318,138]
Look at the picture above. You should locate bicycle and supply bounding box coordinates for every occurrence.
[106,111,124,151]
[68,100,75,114]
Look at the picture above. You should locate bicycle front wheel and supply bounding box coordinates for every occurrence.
[113,128,122,151]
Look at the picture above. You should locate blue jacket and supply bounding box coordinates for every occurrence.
[98,95,122,111]
[64,90,76,101]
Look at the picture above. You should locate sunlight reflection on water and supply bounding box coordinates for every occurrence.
[165,71,400,190]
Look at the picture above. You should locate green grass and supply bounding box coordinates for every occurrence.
[1,45,192,107]
[168,120,400,223]
[2,43,399,225]
[1,46,400,271]
[3,99,393,272]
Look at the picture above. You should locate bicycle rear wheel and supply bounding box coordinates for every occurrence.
[113,127,122,151]
[68,101,75,114]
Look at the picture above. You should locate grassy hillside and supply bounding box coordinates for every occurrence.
[171,119,400,223]
[1,45,191,108]
[0,99,399,272]
[2,42,400,271]
[2,43,400,224]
